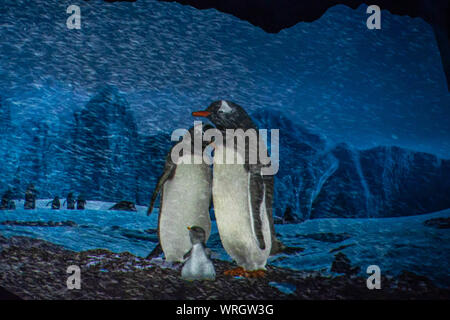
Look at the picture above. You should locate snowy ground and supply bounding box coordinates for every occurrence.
[0,199,449,287]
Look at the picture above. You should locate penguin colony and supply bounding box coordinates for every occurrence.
[148,100,284,278]
[0,187,85,211]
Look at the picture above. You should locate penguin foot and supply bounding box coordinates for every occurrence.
[224,267,265,278]
[224,267,246,277]
[245,270,266,278]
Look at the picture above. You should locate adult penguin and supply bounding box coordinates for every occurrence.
[147,124,214,263]
[46,196,61,210]
[192,100,284,276]
[63,192,76,210]
[24,184,37,210]
[0,190,12,210]
[76,194,86,210]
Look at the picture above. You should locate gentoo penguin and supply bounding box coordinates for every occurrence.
[63,192,76,209]
[76,194,86,210]
[181,226,216,281]
[193,100,284,276]
[46,196,61,210]
[147,124,213,262]
[24,184,37,209]
[0,189,13,210]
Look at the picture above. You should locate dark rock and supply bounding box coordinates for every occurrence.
[424,217,450,229]
[109,201,137,212]
[329,243,356,253]
[302,233,351,243]
[281,247,305,255]
[65,221,77,227]
[121,231,154,242]
[0,220,77,227]
[146,244,163,260]
[0,286,21,300]
[0,236,448,300]
[0,235,8,244]
[330,252,360,275]
[0,190,14,210]
[282,206,297,224]
[397,270,435,287]
[273,216,284,224]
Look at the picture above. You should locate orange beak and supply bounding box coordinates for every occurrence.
[192,110,211,117]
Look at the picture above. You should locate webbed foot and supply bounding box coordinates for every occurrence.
[224,267,265,278]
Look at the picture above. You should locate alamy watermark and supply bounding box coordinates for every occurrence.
[66,5,81,30]
[170,121,279,175]
[66,265,81,290]
[366,5,381,30]
[366,265,381,289]
[67,4,380,31]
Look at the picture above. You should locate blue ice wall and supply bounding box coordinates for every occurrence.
[0,0,449,219]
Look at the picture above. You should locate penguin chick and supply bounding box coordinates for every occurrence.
[181,226,216,281]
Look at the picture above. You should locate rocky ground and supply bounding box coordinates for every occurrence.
[0,235,448,300]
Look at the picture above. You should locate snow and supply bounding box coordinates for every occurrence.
[271,209,450,287]
[0,199,158,257]
[0,201,448,286]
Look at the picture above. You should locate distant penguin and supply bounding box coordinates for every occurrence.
[193,100,284,275]
[147,124,213,262]
[63,192,76,210]
[8,200,15,210]
[181,226,216,281]
[46,196,60,210]
[24,184,37,210]
[76,194,86,210]
[0,189,12,210]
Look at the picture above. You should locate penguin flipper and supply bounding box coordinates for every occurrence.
[249,170,266,250]
[205,248,213,259]
[183,248,192,261]
[147,160,176,216]
[263,174,286,255]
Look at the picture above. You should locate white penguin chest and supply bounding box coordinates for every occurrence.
[212,144,271,270]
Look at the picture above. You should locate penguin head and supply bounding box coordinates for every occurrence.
[192,100,256,131]
[187,225,206,245]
